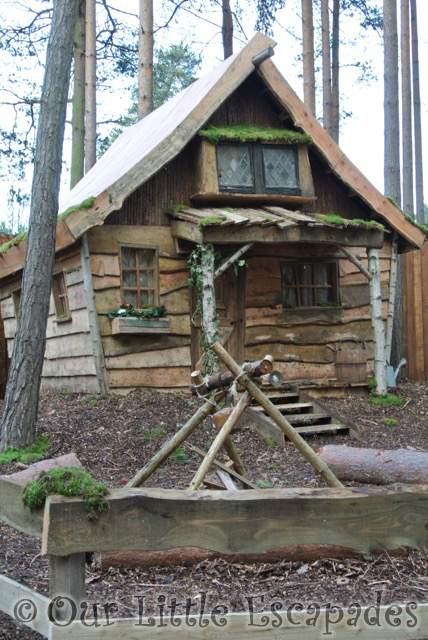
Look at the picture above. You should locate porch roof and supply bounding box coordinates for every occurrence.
[168,206,386,248]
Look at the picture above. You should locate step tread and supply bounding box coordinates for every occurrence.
[252,402,314,412]
[285,413,330,424]
[294,423,349,435]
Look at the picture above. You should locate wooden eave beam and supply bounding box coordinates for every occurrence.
[256,59,425,251]
[214,242,254,279]
[338,246,372,281]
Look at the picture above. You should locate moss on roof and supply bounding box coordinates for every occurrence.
[320,214,385,233]
[386,196,428,237]
[0,231,28,255]
[198,124,312,145]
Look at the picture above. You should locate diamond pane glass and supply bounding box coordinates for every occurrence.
[217,145,254,188]
[262,147,299,189]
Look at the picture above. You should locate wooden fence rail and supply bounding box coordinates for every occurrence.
[403,243,428,381]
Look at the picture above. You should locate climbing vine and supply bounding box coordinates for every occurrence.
[188,243,221,375]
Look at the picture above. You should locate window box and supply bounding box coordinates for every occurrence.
[111,316,170,335]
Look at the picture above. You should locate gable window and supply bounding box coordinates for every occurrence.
[217,143,300,195]
[281,262,339,308]
[52,272,71,321]
[120,245,158,307]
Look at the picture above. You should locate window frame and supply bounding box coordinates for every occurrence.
[119,244,159,308]
[281,260,340,309]
[216,141,301,196]
[52,271,72,322]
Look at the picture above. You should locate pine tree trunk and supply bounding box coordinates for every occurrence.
[138,0,154,119]
[321,0,333,135]
[70,0,85,188]
[401,0,413,215]
[301,0,316,115]
[222,0,233,59]
[331,0,340,142]
[0,0,79,452]
[410,0,424,224]
[85,0,96,171]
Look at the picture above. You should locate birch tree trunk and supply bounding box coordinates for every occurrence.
[0,0,79,452]
[321,0,333,135]
[410,0,424,224]
[368,248,387,395]
[301,0,316,115]
[138,0,154,119]
[222,0,233,59]
[70,0,85,188]
[201,244,219,373]
[331,0,340,142]
[401,0,413,216]
[85,0,96,171]
[385,232,398,364]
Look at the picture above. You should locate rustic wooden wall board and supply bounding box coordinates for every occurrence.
[0,477,43,537]
[403,244,428,381]
[42,485,428,556]
[42,355,97,378]
[107,366,191,388]
[102,335,190,358]
[41,376,101,393]
[105,347,191,370]
[86,226,178,256]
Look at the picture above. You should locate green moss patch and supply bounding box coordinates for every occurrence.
[57,196,96,221]
[0,436,52,465]
[385,196,428,236]
[369,393,405,407]
[199,124,312,145]
[0,230,29,255]
[166,204,190,214]
[321,214,385,233]
[197,216,225,228]
[22,467,108,520]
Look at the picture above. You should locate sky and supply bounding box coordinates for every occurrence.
[0,0,426,228]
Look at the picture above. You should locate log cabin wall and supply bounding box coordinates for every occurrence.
[86,225,192,392]
[403,242,428,381]
[244,241,392,383]
[0,249,100,394]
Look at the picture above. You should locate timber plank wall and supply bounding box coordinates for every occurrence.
[244,242,391,383]
[403,242,428,381]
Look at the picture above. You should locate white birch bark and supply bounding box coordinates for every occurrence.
[368,248,387,395]
[201,244,219,371]
[385,233,399,364]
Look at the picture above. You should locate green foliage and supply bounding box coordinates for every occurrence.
[87,395,98,408]
[367,376,377,395]
[22,467,108,520]
[198,124,312,145]
[404,215,428,237]
[386,197,428,236]
[57,197,96,221]
[108,303,168,320]
[383,418,398,426]
[256,479,274,489]
[0,230,28,254]
[165,204,190,214]
[140,426,166,441]
[169,448,193,465]
[0,436,51,466]
[321,214,385,233]
[265,437,276,447]
[386,195,402,211]
[369,394,405,407]
[197,216,225,229]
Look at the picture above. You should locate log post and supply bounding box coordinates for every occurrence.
[214,243,254,279]
[338,246,372,281]
[201,243,219,372]
[126,395,221,488]
[189,392,252,490]
[211,343,343,488]
[49,553,86,622]
[368,247,387,395]
[385,233,399,364]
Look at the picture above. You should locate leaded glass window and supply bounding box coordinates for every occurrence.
[217,144,254,189]
[262,146,299,190]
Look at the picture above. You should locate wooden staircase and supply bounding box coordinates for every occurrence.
[247,386,359,441]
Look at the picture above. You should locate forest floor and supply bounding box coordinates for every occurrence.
[1,380,428,638]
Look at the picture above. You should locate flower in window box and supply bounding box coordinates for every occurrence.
[108,304,168,320]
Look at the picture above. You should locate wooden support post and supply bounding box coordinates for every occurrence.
[211,343,343,489]
[385,232,399,364]
[213,408,250,480]
[49,553,85,622]
[189,445,258,489]
[201,243,219,372]
[338,246,372,281]
[189,392,252,490]
[126,395,220,487]
[214,242,254,279]
[368,247,387,395]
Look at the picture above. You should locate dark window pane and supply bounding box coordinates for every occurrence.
[300,287,313,306]
[121,247,136,268]
[315,263,332,286]
[300,264,313,286]
[123,290,138,306]
[137,249,151,268]
[317,287,333,304]
[281,264,295,286]
[140,290,154,306]
[217,144,254,188]
[283,287,297,308]
[123,270,137,287]
[262,147,299,189]
[139,270,154,288]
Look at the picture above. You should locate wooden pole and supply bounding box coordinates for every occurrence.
[49,553,86,622]
[338,247,372,281]
[368,248,388,395]
[190,445,258,489]
[201,243,219,372]
[385,233,399,364]
[126,396,220,488]
[191,356,273,394]
[211,343,343,489]
[189,392,252,490]
[214,243,253,279]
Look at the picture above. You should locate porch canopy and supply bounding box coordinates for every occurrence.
[168,206,386,248]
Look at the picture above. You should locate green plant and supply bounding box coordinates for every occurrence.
[256,479,274,489]
[321,214,384,233]
[57,196,96,221]
[108,303,168,320]
[0,436,52,466]
[165,204,190,214]
[198,124,312,145]
[197,216,225,229]
[383,418,398,426]
[369,394,405,407]
[22,467,108,520]
[367,376,377,395]
[140,426,166,441]
[169,448,193,465]
[265,437,276,447]
[87,395,98,408]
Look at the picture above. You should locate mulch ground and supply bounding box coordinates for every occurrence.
[1,380,428,638]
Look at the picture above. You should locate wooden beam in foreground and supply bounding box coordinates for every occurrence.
[42,484,428,556]
[0,476,43,537]
[0,574,52,638]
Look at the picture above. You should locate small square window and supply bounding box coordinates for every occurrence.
[262,146,299,190]
[120,246,158,308]
[281,262,339,308]
[53,273,71,321]
[217,144,254,190]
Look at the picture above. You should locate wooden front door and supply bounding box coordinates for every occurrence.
[190,266,246,371]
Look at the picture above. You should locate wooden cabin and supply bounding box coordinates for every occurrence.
[0,34,424,395]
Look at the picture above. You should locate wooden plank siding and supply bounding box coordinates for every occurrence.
[244,243,391,383]
[403,243,428,381]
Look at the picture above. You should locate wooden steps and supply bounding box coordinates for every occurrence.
[248,384,357,438]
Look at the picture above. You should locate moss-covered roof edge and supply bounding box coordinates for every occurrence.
[198,124,312,145]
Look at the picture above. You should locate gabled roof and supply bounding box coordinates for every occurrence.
[0,34,424,280]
